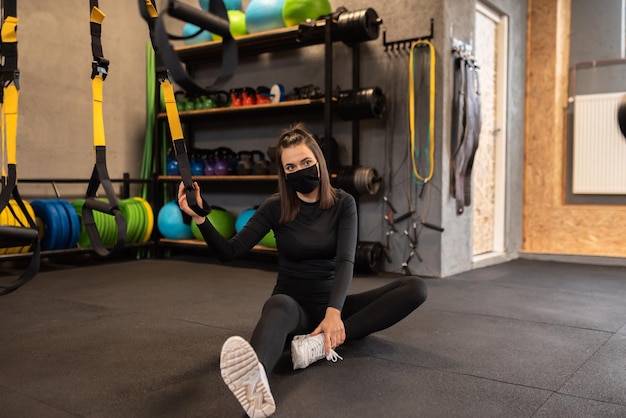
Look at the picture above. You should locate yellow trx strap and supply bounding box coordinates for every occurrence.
[1,16,18,170]
[3,84,18,167]
[0,5,41,296]
[161,79,184,142]
[82,2,127,257]
[409,39,436,184]
[91,7,106,148]
[140,0,211,217]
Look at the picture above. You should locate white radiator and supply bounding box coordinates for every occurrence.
[573,92,626,194]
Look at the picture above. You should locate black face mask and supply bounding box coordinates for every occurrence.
[285,164,320,194]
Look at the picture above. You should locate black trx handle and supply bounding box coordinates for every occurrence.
[83,1,127,257]
[139,0,234,217]
[0,0,41,296]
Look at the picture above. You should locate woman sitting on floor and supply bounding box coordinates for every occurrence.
[178,123,428,417]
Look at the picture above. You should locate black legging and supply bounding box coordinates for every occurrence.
[249,276,428,374]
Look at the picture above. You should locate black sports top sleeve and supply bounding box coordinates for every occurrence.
[196,189,358,311]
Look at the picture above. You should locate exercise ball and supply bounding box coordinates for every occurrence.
[282,0,331,27]
[261,229,277,248]
[191,207,236,240]
[235,208,256,232]
[245,0,286,34]
[157,201,194,240]
[199,0,243,11]
[212,10,248,40]
[182,23,213,45]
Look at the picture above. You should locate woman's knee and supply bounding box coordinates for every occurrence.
[261,294,300,317]
[402,276,428,307]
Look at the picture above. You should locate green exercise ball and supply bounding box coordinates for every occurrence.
[212,10,248,41]
[261,229,276,248]
[191,207,236,240]
[282,0,331,27]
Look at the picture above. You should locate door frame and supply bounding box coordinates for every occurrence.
[472,2,508,263]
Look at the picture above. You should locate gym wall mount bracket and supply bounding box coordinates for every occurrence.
[382,18,434,52]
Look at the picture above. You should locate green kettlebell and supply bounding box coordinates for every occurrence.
[184,98,196,111]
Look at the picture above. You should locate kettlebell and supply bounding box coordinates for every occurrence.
[213,153,229,175]
[242,87,257,106]
[166,156,180,175]
[196,95,215,109]
[211,90,231,108]
[266,145,278,174]
[175,90,186,111]
[256,86,272,104]
[236,150,253,175]
[230,88,243,107]
[251,150,269,175]
[184,96,196,111]
[221,147,237,175]
[203,150,215,175]
[190,154,204,175]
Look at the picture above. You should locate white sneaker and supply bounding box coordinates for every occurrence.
[220,336,276,418]
[291,333,343,370]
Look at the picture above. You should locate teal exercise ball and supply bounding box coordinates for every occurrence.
[200,0,243,11]
[191,207,236,240]
[182,23,213,45]
[157,201,194,240]
[245,0,286,34]
[235,208,256,232]
[282,0,331,27]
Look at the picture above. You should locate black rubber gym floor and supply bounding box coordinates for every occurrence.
[1,257,625,417]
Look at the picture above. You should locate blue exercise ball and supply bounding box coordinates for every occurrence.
[235,208,256,232]
[245,0,286,34]
[182,23,213,45]
[157,201,194,240]
[199,0,243,11]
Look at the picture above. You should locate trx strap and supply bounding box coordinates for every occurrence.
[409,40,436,184]
[450,52,481,214]
[139,0,237,217]
[139,0,236,96]
[82,1,127,257]
[0,0,41,296]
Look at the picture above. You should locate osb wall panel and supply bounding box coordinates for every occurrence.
[524,0,626,257]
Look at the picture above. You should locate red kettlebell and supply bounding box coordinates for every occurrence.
[230,88,243,107]
[256,86,272,105]
[242,87,257,106]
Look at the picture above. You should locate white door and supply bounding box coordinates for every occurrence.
[472,3,508,260]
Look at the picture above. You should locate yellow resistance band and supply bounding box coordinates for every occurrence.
[409,39,436,184]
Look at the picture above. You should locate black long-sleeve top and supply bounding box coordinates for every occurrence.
[196,189,358,311]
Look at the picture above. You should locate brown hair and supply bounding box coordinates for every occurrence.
[276,123,337,222]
